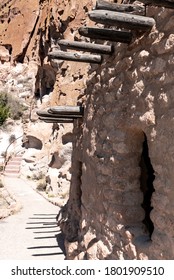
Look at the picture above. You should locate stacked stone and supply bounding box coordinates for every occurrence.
[65,4,174,259]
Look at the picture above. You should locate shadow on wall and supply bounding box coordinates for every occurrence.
[22,135,43,150]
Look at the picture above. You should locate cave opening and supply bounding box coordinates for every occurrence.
[139,133,155,238]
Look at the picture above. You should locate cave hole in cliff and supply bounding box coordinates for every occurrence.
[23,135,43,150]
[34,89,40,100]
[3,44,12,55]
[139,133,155,238]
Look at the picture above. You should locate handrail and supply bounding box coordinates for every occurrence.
[2,135,24,172]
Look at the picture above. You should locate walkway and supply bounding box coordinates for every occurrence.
[0,176,65,260]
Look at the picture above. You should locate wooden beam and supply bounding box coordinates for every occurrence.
[39,117,74,123]
[58,39,114,54]
[88,10,155,31]
[48,51,102,64]
[48,106,84,115]
[138,0,174,9]
[36,109,83,118]
[95,0,145,15]
[79,27,132,43]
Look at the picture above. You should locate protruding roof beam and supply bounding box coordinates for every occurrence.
[138,0,174,9]
[48,51,102,64]
[48,106,84,115]
[88,10,155,31]
[79,27,132,43]
[58,39,114,54]
[39,117,74,123]
[95,0,145,15]
[37,109,83,118]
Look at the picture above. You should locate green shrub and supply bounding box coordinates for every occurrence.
[0,92,9,125]
[0,106,9,125]
[0,91,25,125]
[0,92,8,106]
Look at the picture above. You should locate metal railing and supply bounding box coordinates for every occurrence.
[1,135,24,172]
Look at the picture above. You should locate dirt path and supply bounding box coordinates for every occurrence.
[0,176,65,260]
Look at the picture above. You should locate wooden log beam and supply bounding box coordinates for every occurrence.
[88,10,155,31]
[36,109,83,118]
[95,0,145,15]
[58,39,114,54]
[48,51,102,64]
[48,106,84,115]
[138,0,174,9]
[39,117,74,123]
[79,27,132,43]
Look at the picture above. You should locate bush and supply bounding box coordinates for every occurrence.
[9,134,16,144]
[0,91,25,125]
[1,151,6,157]
[0,92,9,125]
[32,171,45,181]
[0,106,9,125]
[7,94,24,120]
[36,179,47,191]
[0,178,4,188]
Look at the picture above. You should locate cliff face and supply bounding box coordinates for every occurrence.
[0,0,93,202]
[1,0,174,260]
[0,0,94,101]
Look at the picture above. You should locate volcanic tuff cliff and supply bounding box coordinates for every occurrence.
[0,0,95,102]
[0,0,94,202]
[1,0,174,260]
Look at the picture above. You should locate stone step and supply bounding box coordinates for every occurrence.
[6,161,21,166]
[5,166,20,170]
[4,154,23,177]
[4,169,20,174]
[3,172,20,178]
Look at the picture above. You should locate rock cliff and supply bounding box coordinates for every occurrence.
[0,0,94,203]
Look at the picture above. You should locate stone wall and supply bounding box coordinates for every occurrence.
[61,2,174,259]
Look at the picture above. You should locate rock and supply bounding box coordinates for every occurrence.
[0,46,10,62]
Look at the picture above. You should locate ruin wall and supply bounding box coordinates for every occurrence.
[63,3,174,260]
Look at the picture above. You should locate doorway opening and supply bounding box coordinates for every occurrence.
[139,133,155,238]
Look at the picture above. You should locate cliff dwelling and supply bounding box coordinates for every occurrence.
[0,0,174,260]
[56,0,174,260]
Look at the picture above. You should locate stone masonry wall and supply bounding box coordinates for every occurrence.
[62,3,174,259]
